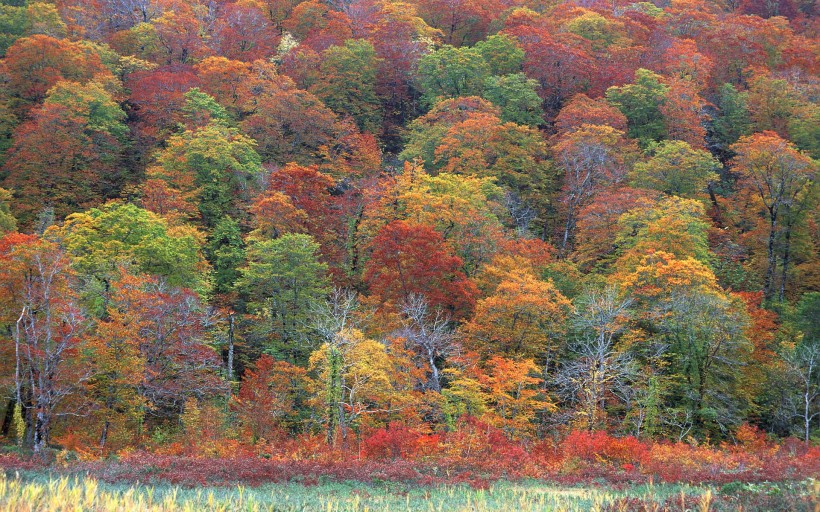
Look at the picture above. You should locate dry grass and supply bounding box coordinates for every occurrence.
[1,471,817,511]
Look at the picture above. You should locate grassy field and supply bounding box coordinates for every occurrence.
[0,470,817,511]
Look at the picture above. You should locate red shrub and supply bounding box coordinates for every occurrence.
[362,423,423,460]
[0,453,45,471]
[561,430,649,466]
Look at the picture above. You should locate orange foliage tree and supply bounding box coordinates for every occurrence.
[463,269,571,361]
[731,131,816,302]
[0,234,88,453]
[234,355,307,442]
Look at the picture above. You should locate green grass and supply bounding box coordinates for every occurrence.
[1,470,816,511]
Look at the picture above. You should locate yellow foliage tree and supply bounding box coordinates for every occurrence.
[309,328,396,445]
[481,356,551,439]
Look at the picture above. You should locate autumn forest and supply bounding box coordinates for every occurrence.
[0,0,818,499]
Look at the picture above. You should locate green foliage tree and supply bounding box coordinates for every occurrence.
[0,4,27,56]
[606,69,669,146]
[785,103,820,160]
[0,101,18,165]
[417,45,490,106]
[238,233,330,364]
[181,87,230,127]
[0,2,66,56]
[51,201,207,316]
[482,73,543,126]
[712,84,752,154]
[474,34,524,76]
[778,292,820,442]
[746,75,820,160]
[311,39,383,133]
[631,140,719,198]
[206,216,245,296]
[150,96,263,228]
[0,187,17,234]
[624,252,753,438]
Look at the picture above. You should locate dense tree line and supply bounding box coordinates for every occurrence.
[0,0,816,456]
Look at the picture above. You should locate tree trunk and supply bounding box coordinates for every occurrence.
[348,202,364,293]
[33,409,48,454]
[764,209,778,302]
[561,208,575,257]
[99,419,110,451]
[779,217,793,302]
[337,402,347,448]
[428,352,441,393]
[707,183,722,226]
[0,399,14,437]
[326,347,342,446]
[804,378,812,444]
[227,312,235,381]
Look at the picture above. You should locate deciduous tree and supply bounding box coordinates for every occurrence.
[554,123,638,254]
[238,233,330,364]
[394,294,459,393]
[463,270,571,362]
[2,80,128,227]
[234,355,307,441]
[0,185,16,236]
[3,34,108,111]
[149,97,263,227]
[309,328,395,445]
[482,356,548,439]
[622,251,753,437]
[108,273,226,420]
[311,39,383,133]
[505,24,595,115]
[557,286,634,432]
[82,302,145,453]
[417,45,490,106]
[52,201,207,316]
[554,94,628,136]
[731,132,816,301]
[363,220,476,318]
[630,140,718,198]
[0,234,88,453]
[481,73,542,126]
[605,68,669,146]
